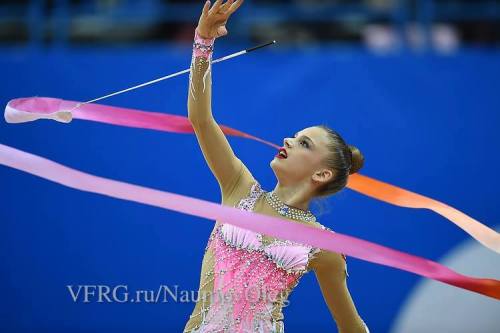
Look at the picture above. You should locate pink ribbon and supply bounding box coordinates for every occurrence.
[3,96,500,300]
[5,97,499,254]
[0,143,498,300]
[5,97,276,147]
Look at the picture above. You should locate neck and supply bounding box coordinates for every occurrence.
[272,181,312,212]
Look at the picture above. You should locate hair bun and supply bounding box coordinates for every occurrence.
[348,145,364,175]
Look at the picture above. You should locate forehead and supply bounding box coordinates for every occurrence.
[297,127,330,146]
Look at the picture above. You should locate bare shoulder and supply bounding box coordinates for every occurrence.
[308,222,347,275]
[310,249,347,273]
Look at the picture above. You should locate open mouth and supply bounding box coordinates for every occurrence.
[275,148,288,159]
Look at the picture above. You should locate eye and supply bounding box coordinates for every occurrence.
[294,133,309,148]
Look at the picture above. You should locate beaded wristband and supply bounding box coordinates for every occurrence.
[193,29,215,59]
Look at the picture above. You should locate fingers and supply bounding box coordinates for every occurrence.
[208,0,223,16]
[227,0,243,14]
[208,0,239,17]
[201,0,210,17]
[219,0,234,14]
[201,0,241,37]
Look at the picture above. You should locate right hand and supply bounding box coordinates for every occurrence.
[196,0,244,39]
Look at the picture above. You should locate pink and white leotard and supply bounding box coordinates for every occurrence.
[184,181,349,333]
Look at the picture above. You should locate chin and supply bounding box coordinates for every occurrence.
[270,159,280,173]
[270,159,287,179]
[269,159,276,171]
[270,157,282,167]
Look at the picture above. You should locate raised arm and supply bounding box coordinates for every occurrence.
[310,250,370,333]
[188,0,250,199]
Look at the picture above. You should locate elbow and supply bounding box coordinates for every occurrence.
[187,109,196,125]
[188,105,213,126]
[187,104,201,125]
[187,98,212,126]
[188,114,212,129]
[188,116,201,128]
[338,317,369,333]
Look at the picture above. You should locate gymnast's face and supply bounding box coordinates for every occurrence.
[270,126,333,186]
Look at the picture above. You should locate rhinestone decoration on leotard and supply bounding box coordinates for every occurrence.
[184,181,346,333]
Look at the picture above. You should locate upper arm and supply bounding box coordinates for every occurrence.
[190,116,254,199]
[312,251,367,333]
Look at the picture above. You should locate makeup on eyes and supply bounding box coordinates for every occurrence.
[294,132,315,148]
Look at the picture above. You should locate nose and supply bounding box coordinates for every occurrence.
[283,138,293,148]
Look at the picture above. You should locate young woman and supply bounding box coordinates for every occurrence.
[184,1,369,332]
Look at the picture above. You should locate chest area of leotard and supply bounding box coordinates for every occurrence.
[217,223,315,273]
[218,182,320,272]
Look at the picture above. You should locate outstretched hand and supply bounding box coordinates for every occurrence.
[196,0,244,39]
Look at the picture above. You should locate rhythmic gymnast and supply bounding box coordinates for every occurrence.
[1,2,498,330]
[183,1,369,332]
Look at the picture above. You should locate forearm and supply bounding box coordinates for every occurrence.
[330,297,368,333]
[188,31,215,125]
[312,252,370,333]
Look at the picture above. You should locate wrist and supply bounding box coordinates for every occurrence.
[193,28,215,59]
[195,27,213,41]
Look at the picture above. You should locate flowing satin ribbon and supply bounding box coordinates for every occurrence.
[0,143,498,300]
[0,144,500,300]
[5,97,500,255]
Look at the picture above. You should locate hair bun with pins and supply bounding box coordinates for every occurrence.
[348,144,364,175]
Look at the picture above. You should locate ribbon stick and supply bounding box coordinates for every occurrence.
[4,97,500,254]
[0,143,498,300]
[73,41,276,108]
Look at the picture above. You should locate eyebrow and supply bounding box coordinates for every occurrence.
[294,132,315,148]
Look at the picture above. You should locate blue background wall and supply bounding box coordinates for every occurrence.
[1,45,499,332]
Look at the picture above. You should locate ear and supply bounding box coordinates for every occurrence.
[312,168,334,184]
